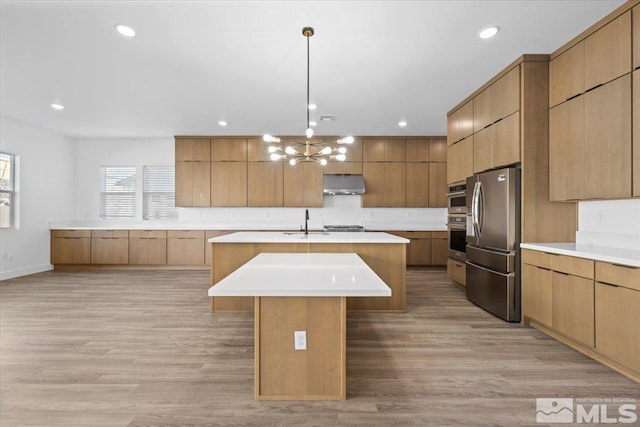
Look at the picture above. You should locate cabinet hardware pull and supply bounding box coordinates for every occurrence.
[555,271,570,276]
[544,252,560,256]
[483,123,492,130]
[598,282,619,288]
[611,263,636,269]
[584,83,603,93]
[566,93,582,101]
[493,117,503,124]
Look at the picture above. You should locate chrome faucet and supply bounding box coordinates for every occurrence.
[304,209,309,235]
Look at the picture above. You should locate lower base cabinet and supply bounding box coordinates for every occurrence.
[522,249,639,381]
[167,230,205,266]
[129,230,167,265]
[447,258,466,286]
[50,231,91,264]
[91,230,129,264]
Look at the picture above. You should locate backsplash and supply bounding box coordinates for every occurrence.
[576,199,640,250]
[178,195,446,231]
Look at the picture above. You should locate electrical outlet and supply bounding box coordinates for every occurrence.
[294,331,307,350]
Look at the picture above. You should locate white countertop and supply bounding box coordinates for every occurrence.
[520,243,640,268]
[208,253,392,297]
[208,231,409,244]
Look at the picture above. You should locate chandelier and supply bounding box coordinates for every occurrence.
[264,27,354,166]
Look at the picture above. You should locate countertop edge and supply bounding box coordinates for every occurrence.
[520,243,640,268]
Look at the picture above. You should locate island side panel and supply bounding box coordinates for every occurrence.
[210,242,309,312]
[255,296,346,400]
[309,243,406,312]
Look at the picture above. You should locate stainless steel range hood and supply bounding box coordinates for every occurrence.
[323,174,365,195]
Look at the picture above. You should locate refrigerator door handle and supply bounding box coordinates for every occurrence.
[477,181,484,235]
[471,181,481,237]
[466,260,514,278]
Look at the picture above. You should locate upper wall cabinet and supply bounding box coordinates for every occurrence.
[175,138,210,161]
[550,10,631,108]
[210,138,247,161]
[473,66,520,132]
[633,5,640,70]
[363,139,405,162]
[447,100,473,146]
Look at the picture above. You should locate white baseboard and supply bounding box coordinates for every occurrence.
[0,264,53,281]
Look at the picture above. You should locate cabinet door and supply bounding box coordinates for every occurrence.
[323,162,362,175]
[51,237,91,264]
[328,137,362,162]
[634,5,640,70]
[447,100,473,146]
[633,70,640,197]
[128,237,148,264]
[428,163,447,207]
[146,237,167,265]
[405,163,429,207]
[362,139,385,161]
[362,162,385,207]
[550,42,584,107]
[211,162,247,207]
[522,264,553,327]
[385,140,406,162]
[446,136,473,185]
[429,137,447,162]
[473,125,494,173]
[474,85,494,132]
[552,272,594,347]
[447,258,466,286]
[175,138,210,161]
[91,237,129,264]
[406,238,430,266]
[210,138,247,161]
[405,139,430,162]
[384,163,406,207]
[248,138,278,161]
[247,162,284,207]
[175,161,211,207]
[167,237,204,265]
[595,283,640,373]
[284,162,323,207]
[584,75,632,199]
[584,11,632,91]
[430,236,448,266]
[493,66,520,121]
[492,111,520,168]
[549,96,585,201]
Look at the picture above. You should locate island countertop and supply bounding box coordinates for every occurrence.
[208,253,392,297]
[208,231,409,244]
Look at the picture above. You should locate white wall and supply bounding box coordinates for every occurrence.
[577,199,640,250]
[74,138,174,220]
[0,116,75,280]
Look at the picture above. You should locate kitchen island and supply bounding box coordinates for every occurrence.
[208,252,391,400]
[208,231,408,312]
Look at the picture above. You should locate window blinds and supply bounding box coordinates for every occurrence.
[143,166,177,220]
[100,166,136,218]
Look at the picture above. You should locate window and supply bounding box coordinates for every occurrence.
[0,152,15,228]
[143,166,177,220]
[100,166,136,219]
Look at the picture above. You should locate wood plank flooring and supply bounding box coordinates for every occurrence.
[1,268,638,426]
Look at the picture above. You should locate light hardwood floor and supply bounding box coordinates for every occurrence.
[1,268,638,426]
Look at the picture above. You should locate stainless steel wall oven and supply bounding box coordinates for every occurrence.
[447,184,467,262]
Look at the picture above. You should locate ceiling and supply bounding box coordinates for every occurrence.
[0,0,626,139]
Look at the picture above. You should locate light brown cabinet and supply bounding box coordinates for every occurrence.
[210,138,247,161]
[550,75,631,201]
[390,231,430,266]
[405,139,430,162]
[584,11,631,91]
[284,161,323,207]
[473,66,519,132]
[91,230,129,264]
[211,162,247,207]
[552,271,594,347]
[446,136,473,185]
[247,162,284,207]
[405,163,429,207]
[362,162,405,208]
[447,100,473,146]
[634,70,640,197]
[175,161,210,207]
[175,138,210,161]
[447,258,466,286]
[204,230,233,266]
[50,230,91,265]
[549,43,584,107]
[429,163,447,208]
[521,263,553,327]
[474,112,520,174]
[128,230,167,265]
[322,162,362,175]
[167,230,205,266]
[363,139,405,162]
[430,232,448,265]
[634,5,640,70]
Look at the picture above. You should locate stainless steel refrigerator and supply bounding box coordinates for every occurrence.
[466,167,520,322]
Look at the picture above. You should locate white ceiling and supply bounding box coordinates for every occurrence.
[0,0,626,139]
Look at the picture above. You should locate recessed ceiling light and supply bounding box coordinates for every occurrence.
[115,24,136,38]
[398,120,407,127]
[308,104,317,110]
[309,121,317,127]
[478,26,500,39]
[50,103,65,110]
[218,120,228,127]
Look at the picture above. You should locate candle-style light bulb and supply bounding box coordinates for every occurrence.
[336,154,346,161]
[285,146,296,155]
[320,146,332,155]
[306,128,314,139]
[319,158,328,166]
[270,153,281,161]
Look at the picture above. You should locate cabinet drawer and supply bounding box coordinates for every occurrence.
[447,258,466,286]
[551,254,594,279]
[596,261,640,292]
[91,230,129,238]
[167,230,205,239]
[431,231,447,239]
[398,231,431,239]
[521,249,552,269]
[51,230,91,238]
[129,230,167,239]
